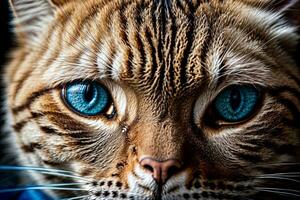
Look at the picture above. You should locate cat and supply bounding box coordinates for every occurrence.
[3,0,300,199]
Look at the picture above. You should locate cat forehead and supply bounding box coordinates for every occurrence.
[43,0,286,97]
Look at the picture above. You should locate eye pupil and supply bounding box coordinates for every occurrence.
[230,89,241,111]
[84,84,95,102]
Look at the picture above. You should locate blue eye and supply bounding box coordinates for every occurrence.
[214,85,259,122]
[63,81,111,116]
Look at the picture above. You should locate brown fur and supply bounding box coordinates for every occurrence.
[4,0,300,199]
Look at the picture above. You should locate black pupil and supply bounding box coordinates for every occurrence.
[230,88,241,111]
[84,84,95,102]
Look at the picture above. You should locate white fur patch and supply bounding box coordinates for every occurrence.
[110,50,124,80]
[97,41,111,78]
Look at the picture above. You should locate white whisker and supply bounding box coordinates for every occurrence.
[258,189,300,197]
[256,187,300,194]
[40,172,92,182]
[61,195,91,200]
[257,176,300,183]
[0,165,93,182]
[0,187,88,193]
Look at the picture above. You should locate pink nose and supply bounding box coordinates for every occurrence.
[139,157,181,184]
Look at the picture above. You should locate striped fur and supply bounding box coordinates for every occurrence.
[4,0,300,199]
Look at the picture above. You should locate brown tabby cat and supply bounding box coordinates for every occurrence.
[4,0,300,199]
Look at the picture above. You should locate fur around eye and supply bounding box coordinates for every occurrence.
[62,81,113,116]
[213,85,259,122]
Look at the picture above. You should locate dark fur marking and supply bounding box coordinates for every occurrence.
[12,88,53,114]
[12,69,33,102]
[39,125,63,135]
[178,2,195,88]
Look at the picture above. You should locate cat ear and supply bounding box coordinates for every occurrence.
[9,0,55,44]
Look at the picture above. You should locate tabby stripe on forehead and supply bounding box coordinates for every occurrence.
[123,50,134,79]
[60,9,104,67]
[89,12,112,75]
[160,5,176,95]
[118,2,129,44]
[136,33,146,80]
[132,2,146,80]
[199,18,214,81]
[64,2,102,45]
[166,12,176,94]
[126,12,146,80]
[99,1,136,78]
[144,2,160,87]
[155,2,167,94]
[36,10,73,79]
[178,2,195,89]
[145,27,158,87]
[115,2,133,79]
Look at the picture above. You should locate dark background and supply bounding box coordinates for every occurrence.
[0,0,20,190]
[0,0,12,66]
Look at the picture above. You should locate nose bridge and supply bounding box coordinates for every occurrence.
[135,119,185,161]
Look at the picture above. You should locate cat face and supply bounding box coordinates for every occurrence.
[5,0,300,199]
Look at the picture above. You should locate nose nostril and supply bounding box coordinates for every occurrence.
[143,164,154,173]
[139,157,182,184]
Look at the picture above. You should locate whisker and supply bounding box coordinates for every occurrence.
[0,166,93,182]
[256,187,300,194]
[40,172,92,182]
[258,189,300,198]
[0,165,74,174]
[0,182,88,192]
[0,186,88,193]
[253,162,300,167]
[257,176,300,183]
[61,195,91,200]
[33,183,87,187]
[260,172,300,176]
